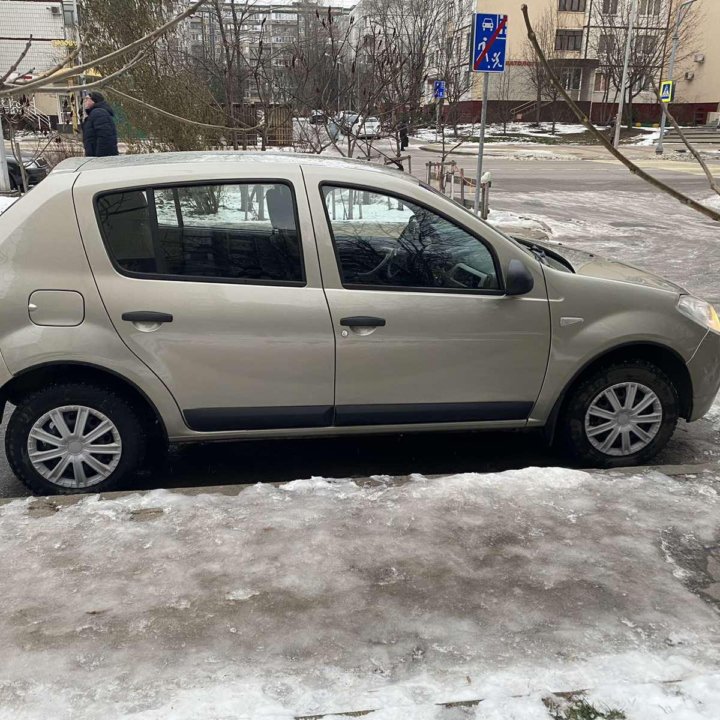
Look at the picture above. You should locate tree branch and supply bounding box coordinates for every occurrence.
[108,86,264,133]
[0,0,210,97]
[28,50,148,94]
[651,80,720,198]
[0,36,33,85]
[521,3,720,223]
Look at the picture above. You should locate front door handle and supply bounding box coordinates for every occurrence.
[340,316,386,328]
[122,311,173,324]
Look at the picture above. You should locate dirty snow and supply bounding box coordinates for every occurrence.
[1,467,719,719]
[701,193,720,212]
[488,189,720,306]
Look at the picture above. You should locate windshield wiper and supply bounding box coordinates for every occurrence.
[528,244,548,265]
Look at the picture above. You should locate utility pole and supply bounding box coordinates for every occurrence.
[0,116,11,193]
[614,0,639,148]
[656,0,697,155]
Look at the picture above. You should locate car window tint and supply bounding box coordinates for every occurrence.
[323,186,499,291]
[97,183,303,283]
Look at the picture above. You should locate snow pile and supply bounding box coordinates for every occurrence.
[1,467,720,719]
[0,195,18,214]
[630,128,662,146]
[487,208,552,239]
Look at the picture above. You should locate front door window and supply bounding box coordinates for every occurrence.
[322,185,500,293]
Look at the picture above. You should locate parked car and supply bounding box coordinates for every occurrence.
[357,116,381,139]
[308,110,326,125]
[6,155,48,191]
[0,152,718,495]
[334,111,359,134]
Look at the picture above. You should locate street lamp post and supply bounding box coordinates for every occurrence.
[656,0,697,155]
[613,0,639,148]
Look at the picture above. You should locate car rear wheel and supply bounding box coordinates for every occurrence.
[559,361,679,467]
[6,383,146,495]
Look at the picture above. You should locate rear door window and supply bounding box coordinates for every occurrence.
[96,182,304,284]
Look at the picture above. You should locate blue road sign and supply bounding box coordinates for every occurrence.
[472,13,508,73]
[434,80,446,99]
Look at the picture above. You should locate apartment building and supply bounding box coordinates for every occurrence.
[0,0,79,128]
[467,0,718,124]
[179,0,358,103]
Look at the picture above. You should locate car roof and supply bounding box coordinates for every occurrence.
[53,151,417,184]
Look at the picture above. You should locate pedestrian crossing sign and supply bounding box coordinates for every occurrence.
[660,80,675,103]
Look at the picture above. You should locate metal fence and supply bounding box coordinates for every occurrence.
[425,161,492,219]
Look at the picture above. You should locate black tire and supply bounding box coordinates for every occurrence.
[559,360,679,468]
[6,383,147,495]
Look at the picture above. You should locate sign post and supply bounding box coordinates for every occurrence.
[433,80,446,143]
[471,13,507,215]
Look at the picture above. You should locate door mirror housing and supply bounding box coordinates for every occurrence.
[505,259,534,296]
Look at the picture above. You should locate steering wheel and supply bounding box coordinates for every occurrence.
[356,247,399,281]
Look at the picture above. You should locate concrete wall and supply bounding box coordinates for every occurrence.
[673,0,720,108]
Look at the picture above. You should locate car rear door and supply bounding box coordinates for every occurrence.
[303,167,551,428]
[73,162,335,433]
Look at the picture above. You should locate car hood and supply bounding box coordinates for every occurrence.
[531,239,687,294]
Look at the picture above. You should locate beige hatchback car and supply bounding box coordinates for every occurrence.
[0,152,719,495]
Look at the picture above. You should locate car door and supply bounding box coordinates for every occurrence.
[73,164,335,433]
[304,171,551,427]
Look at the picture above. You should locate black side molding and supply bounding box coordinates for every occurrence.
[335,401,533,426]
[184,405,334,432]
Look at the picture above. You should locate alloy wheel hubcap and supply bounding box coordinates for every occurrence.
[584,382,663,457]
[27,405,122,488]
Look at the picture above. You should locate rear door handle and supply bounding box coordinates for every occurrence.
[122,311,173,324]
[340,316,386,328]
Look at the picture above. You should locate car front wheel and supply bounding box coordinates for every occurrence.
[560,361,679,467]
[6,383,146,495]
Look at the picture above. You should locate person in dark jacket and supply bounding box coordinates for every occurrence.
[82,92,119,157]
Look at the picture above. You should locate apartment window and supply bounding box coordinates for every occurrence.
[637,34,658,55]
[639,0,661,15]
[598,34,616,56]
[561,67,582,91]
[593,71,609,92]
[602,0,619,13]
[633,73,654,92]
[558,0,586,11]
[555,30,583,51]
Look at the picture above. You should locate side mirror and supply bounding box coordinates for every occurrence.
[505,259,534,296]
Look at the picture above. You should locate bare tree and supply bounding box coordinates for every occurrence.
[520,3,720,223]
[590,0,698,128]
[522,7,580,133]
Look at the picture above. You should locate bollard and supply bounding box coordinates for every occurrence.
[480,171,492,220]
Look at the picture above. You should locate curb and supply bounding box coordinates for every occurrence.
[2,462,717,511]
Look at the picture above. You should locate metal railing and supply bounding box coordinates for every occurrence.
[425,161,492,219]
[0,97,52,133]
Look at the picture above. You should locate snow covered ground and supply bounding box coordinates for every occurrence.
[414,123,661,147]
[1,464,720,719]
[0,194,17,214]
